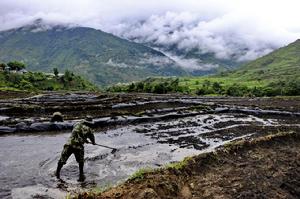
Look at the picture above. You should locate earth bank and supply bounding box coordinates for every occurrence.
[78,131,300,199]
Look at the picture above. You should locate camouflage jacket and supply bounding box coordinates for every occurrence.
[67,121,95,149]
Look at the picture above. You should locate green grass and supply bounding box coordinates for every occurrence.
[128,157,194,183]
[165,156,193,170]
[179,76,268,92]
[128,167,154,181]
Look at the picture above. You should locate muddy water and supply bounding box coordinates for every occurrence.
[0,111,286,199]
[1,93,299,199]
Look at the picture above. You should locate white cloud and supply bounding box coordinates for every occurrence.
[109,9,300,61]
[168,55,219,71]
[106,59,140,69]
[1,0,300,66]
[139,56,173,66]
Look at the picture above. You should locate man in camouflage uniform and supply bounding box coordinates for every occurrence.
[56,116,95,182]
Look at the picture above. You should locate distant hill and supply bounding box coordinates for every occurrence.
[151,44,242,75]
[0,20,187,86]
[109,39,300,96]
[227,39,300,81]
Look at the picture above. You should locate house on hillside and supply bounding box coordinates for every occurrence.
[17,69,28,74]
[4,66,11,72]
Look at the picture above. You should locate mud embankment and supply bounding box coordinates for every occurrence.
[1,93,300,135]
[82,131,300,199]
[1,92,300,198]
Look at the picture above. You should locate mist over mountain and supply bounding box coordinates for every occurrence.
[0,20,187,85]
[228,38,300,81]
[1,0,300,74]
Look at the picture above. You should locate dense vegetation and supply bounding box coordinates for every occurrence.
[107,77,187,94]
[107,77,300,96]
[0,61,97,91]
[185,78,300,96]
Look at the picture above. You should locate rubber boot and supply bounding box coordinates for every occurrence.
[55,162,63,179]
[78,162,85,182]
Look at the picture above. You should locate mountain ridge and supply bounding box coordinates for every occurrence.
[108,38,300,96]
[226,38,300,81]
[0,20,187,85]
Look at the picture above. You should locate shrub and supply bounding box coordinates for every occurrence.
[53,68,59,77]
[7,61,26,71]
[212,82,223,94]
[152,83,166,94]
[0,63,7,70]
[226,84,249,97]
[19,79,34,90]
[195,88,206,95]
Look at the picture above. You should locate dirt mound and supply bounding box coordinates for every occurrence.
[78,131,300,199]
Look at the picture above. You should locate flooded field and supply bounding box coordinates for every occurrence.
[0,92,299,199]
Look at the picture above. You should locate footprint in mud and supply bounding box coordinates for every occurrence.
[84,153,110,161]
[55,177,97,190]
[38,155,60,183]
[37,155,94,192]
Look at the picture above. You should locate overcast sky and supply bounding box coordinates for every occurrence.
[1,0,300,63]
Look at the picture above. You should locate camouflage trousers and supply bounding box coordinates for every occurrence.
[58,144,84,164]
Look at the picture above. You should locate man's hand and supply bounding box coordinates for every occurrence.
[85,140,95,145]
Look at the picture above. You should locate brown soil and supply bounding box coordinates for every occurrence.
[0,90,35,99]
[210,96,300,112]
[79,131,300,199]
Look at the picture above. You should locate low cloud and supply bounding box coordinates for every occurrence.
[106,59,140,69]
[1,0,300,68]
[166,55,219,72]
[138,56,174,66]
[109,11,300,62]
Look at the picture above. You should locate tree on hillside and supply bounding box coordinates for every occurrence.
[203,80,211,89]
[7,61,26,71]
[0,63,7,70]
[226,84,249,97]
[127,83,135,92]
[170,78,180,91]
[152,83,166,94]
[53,68,59,77]
[64,70,73,82]
[212,82,223,94]
[135,82,144,91]
[285,79,300,95]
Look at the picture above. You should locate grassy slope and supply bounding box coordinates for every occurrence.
[107,39,300,96]
[180,39,300,91]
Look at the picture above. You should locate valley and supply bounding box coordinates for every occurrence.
[0,4,300,199]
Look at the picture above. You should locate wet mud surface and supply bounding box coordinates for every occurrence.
[0,92,299,198]
[97,132,300,199]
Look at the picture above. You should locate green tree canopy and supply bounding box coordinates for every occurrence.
[64,70,73,82]
[53,68,59,77]
[7,61,26,71]
[0,63,7,70]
